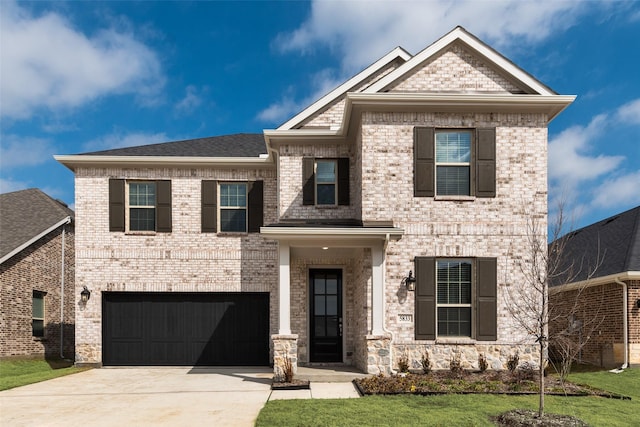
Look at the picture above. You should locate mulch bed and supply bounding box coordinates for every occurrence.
[492,409,589,427]
[353,370,630,399]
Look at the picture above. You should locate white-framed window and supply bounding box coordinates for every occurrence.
[219,182,247,232]
[315,159,337,205]
[32,290,45,337]
[436,260,472,337]
[128,181,156,231]
[435,131,471,196]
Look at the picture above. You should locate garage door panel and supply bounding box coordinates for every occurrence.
[103,292,269,366]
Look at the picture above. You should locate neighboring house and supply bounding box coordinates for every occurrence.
[0,188,75,358]
[549,206,640,368]
[55,27,575,373]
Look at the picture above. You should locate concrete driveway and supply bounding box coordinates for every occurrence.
[0,367,273,427]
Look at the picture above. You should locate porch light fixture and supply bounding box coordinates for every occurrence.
[80,286,91,303]
[403,271,416,291]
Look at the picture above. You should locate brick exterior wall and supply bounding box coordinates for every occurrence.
[0,225,75,358]
[550,280,640,367]
[73,167,278,364]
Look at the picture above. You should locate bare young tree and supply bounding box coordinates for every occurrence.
[505,200,603,418]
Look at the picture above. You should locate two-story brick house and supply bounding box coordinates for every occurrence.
[56,27,574,374]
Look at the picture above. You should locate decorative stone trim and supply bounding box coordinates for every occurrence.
[272,334,298,381]
[365,334,392,374]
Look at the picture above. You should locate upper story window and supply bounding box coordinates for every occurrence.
[414,127,496,199]
[435,131,471,196]
[32,290,45,337]
[302,157,350,206]
[109,179,172,233]
[315,160,337,205]
[129,182,156,231]
[219,183,247,232]
[201,180,263,233]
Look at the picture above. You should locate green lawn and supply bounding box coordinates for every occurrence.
[0,358,89,391]
[256,368,640,426]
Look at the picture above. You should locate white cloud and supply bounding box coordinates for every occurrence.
[616,98,640,125]
[275,0,590,72]
[174,85,203,115]
[590,170,640,208]
[0,135,56,170]
[257,69,343,124]
[0,1,164,120]
[0,178,31,194]
[82,131,169,152]
[548,114,624,184]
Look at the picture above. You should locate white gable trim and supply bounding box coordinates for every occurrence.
[54,155,274,172]
[365,26,555,96]
[277,47,412,130]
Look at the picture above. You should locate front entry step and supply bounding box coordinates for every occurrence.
[296,366,368,382]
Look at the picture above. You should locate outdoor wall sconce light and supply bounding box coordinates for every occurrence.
[80,286,91,303]
[402,271,416,291]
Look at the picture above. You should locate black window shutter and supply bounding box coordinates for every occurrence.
[415,257,436,340]
[476,257,497,341]
[248,180,264,233]
[337,158,350,205]
[414,127,435,197]
[302,157,315,205]
[156,180,172,232]
[201,180,217,233]
[108,179,125,232]
[476,128,496,198]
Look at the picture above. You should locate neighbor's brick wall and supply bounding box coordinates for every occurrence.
[388,43,522,93]
[73,167,278,364]
[0,225,75,358]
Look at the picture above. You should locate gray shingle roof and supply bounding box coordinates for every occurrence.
[552,205,640,284]
[0,189,74,261]
[79,133,266,157]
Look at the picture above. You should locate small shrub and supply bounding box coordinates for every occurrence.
[420,350,432,374]
[397,352,410,373]
[478,352,488,372]
[281,355,294,383]
[449,352,463,376]
[506,351,519,372]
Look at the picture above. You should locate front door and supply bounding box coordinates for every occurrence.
[310,269,343,362]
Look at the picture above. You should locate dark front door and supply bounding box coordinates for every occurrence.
[310,269,342,362]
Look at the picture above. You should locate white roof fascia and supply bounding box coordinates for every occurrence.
[0,216,72,265]
[366,27,555,96]
[55,155,273,171]
[549,271,640,295]
[260,226,404,242]
[277,47,412,131]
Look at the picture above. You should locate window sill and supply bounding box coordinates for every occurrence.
[314,204,340,209]
[217,232,249,237]
[33,337,47,342]
[125,231,157,236]
[434,195,475,202]
[435,337,475,345]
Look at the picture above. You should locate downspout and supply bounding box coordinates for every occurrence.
[59,217,71,359]
[614,277,629,369]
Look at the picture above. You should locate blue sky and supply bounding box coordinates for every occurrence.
[1,0,639,230]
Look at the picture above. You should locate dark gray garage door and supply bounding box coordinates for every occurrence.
[102,292,269,366]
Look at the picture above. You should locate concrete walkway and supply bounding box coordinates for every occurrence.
[0,367,362,427]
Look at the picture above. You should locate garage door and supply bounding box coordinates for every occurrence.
[102,292,269,366]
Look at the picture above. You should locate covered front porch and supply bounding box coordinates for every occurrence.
[261,223,403,377]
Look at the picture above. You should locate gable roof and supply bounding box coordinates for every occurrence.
[552,205,640,285]
[80,133,267,157]
[278,47,412,130]
[366,26,556,95]
[0,188,74,264]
